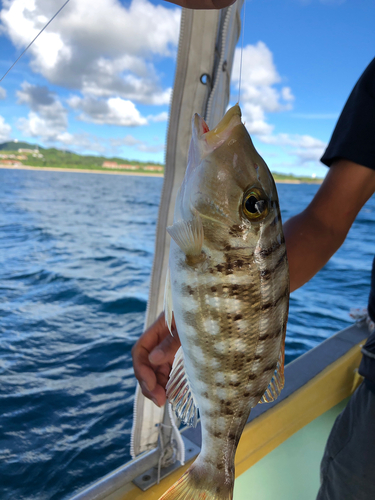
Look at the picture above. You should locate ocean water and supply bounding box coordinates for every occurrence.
[0,168,374,500]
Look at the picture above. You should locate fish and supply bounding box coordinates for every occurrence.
[160,104,289,500]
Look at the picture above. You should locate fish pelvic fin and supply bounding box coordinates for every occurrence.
[259,343,285,404]
[166,346,199,427]
[167,214,204,262]
[158,459,234,500]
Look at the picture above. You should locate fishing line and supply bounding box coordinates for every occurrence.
[0,0,71,83]
[237,0,247,105]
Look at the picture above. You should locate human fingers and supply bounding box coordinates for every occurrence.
[148,325,180,365]
[132,313,179,406]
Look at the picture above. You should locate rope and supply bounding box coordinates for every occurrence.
[0,0,71,83]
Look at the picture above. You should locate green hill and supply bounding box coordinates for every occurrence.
[0,140,43,151]
[0,141,164,174]
[0,141,322,182]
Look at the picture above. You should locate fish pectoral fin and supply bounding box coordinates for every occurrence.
[164,267,173,334]
[166,346,199,427]
[167,215,204,259]
[259,344,285,404]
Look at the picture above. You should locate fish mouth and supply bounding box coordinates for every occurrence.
[205,104,242,140]
[194,104,242,151]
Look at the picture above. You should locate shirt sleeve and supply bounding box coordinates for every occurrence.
[321,58,375,171]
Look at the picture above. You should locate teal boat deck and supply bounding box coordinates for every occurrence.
[234,398,348,500]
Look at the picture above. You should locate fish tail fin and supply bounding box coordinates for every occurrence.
[158,458,234,500]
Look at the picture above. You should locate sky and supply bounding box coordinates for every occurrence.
[0,0,374,178]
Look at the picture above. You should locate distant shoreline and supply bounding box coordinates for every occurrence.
[0,164,164,178]
[0,164,323,183]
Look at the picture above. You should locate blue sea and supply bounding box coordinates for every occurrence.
[0,168,374,500]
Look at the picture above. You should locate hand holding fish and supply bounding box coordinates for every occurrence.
[132,312,180,407]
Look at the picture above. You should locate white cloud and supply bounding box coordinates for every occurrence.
[110,135,164,154]
[232,42,295,135]
[0,0,180,103]
[231,41,326,167]
[68,95,148,126]
[0,115,12,141]
[260,132,327,164]
[0,87,6,99]
[16,82,68,142]
[148,112,169,122]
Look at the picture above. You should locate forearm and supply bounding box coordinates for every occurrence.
[284,159,375,293]
[284,209,347,293]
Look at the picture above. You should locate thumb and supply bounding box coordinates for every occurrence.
[148,332,180,365]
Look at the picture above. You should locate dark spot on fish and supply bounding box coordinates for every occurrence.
[216,264,225,273]
[226,401,231,406]
[235,259,244,268]
[224,244,232,251]
[216,462,224,469]
[216,487,222,494]
[264,361,278,373]
[225,407,234,415]
[243,392,251,397]
[255,354,262,360]
[258,240,282,257]
[187,285,194,296]
[183,311,198,328]
[246,357,254,363]
[228,224,245,237]
[229,381,241,387]
[228,433,236,441]
[234,314,243,321]
[216,382,225,387]
[211,286,217,292]
[260,252,287,279]
[259,333,269,341]
[236,360,245,370]
[269,326,284,339]
[248,373,257,380]
[202,392,209,398]
[226,260,233,270]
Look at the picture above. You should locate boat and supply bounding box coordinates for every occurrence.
[68,3,371,499]
[68,320,369,500]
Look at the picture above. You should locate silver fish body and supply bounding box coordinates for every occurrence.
[160,105,289,500]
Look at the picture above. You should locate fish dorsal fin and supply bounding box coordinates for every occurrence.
[164,267,173,334]
[167,214,203,258]
[259,344,285,404]
[166,346,199,427]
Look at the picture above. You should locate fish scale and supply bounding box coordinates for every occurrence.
[160,105,289,500]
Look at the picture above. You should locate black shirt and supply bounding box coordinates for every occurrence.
[320,58,375,386]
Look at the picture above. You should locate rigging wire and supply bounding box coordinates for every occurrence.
[237,0,247,104]
[0,0,71,84]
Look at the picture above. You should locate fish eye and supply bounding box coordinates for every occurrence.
[242,187,269,220]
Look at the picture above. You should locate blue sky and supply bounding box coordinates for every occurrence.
[0,0,374,177]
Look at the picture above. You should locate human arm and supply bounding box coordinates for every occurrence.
[165,0,236,9]
[285,159,375,292]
